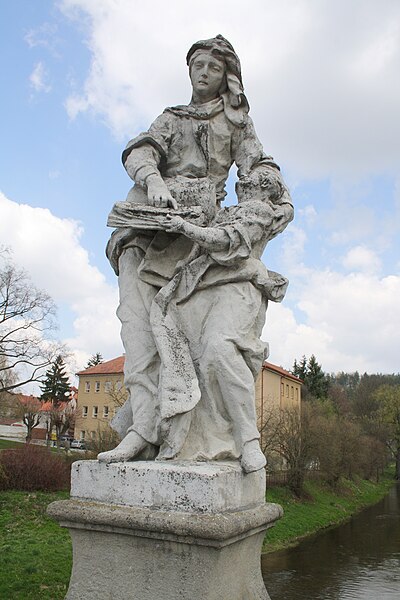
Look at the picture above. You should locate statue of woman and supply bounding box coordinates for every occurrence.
[98,35,293,472]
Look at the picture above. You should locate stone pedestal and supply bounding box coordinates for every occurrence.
[48,460,282,600]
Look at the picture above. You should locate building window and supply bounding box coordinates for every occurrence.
[281,382,284,396]
[286,384,289,397]
[295,388,299,401]
[116,380,123,391]
[91,431,96,439]
[93,406,98,418]
[85,381,90,392]
[103,406,109,418]
[291,386,294,399]
[80,431,85,440]
[95,381,100,393]
[104,381,111,392]
[82,406,88,417]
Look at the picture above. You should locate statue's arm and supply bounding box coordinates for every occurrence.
[165,216,230,251]
[122,113,177,208]
[233,116,285,200]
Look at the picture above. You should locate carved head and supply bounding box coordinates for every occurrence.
[189,52,226,103]
[187,35,249,115]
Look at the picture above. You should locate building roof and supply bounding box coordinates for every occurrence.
[77,355,301,383]
[18,393,39,402]
[263,361,303,384]
[76,356,125,376]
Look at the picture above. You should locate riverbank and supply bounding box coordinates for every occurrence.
[263,466,396,553]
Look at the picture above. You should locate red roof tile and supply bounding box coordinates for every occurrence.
[263,361,303,383]
[76,356,125,376]
[77,355,300,383]
[18,393,40,402]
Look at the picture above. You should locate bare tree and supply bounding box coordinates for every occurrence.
[272,403,318,496]
[375,384,400,480]
[0,253,64,392]
[106,380,128,409]
[17,395,42,443]
[257,404,281,459]
[41,400,76,448]
[85,425,121,455]
[313,415,363,488]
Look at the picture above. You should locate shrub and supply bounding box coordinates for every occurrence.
[0,445,71,492]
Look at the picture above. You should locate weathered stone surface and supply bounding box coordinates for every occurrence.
[48,459,282,599]
[48,497,281,600]
[71,459,266,513]
[48,498,282,546]
[101,34,294,472]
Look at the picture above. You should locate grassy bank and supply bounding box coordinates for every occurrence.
[0,470,396,598]
[0,438,25,450]
[263,466,396,553]
[0,490,71,600]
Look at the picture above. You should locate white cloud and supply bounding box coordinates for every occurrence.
[1,189,398,381]
[24,22,60,54]
[342,245,381,274]
[280,225,308,271]
[264,268,400,374]
[0,192,122,381]
[29,61,52,94]
[59,0,400,178]
[298,204,317,225]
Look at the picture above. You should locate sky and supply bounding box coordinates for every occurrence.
[1,0,399,388]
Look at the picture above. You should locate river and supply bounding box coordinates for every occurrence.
[261,483,400,599]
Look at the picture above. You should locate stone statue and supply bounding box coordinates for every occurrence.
[98,35,293,472]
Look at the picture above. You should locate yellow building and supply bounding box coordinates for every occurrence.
[75,356,126,442]
[75,356,302,448]
[255,361,302,451]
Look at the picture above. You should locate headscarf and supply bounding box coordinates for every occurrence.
[186,34,250,126]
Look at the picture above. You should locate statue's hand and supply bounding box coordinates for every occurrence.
[147,175,178,210]
[164,214,185,233]
[106,227,135,275]
[259,172,284,202]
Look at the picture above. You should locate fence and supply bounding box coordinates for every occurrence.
[265,468,324,488]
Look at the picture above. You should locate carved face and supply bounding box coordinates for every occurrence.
[189,52,225,102]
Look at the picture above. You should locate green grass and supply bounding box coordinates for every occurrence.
[0,438,26,450]
[0,439,65,454]
[0,469,395,597]
[0,490,71,600]
[263,467,396,553]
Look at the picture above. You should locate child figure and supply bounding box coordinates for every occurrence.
[139,171,294,472]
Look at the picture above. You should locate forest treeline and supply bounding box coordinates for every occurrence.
[260,355,400,496]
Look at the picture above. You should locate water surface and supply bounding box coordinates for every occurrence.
[262,483,400,599]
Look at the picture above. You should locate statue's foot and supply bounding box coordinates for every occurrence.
[97,431,147,463]
[241,440,266,473]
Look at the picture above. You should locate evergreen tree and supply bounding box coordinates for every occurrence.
[292,356,307,380]
[40,355,71,406]
[86,352,103,368]
[306,355,330,399]
[292,354,329,400]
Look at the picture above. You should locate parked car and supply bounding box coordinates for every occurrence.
[71,439,87,450]
[60,435,74,448]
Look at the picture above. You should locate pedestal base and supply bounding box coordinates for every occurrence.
[48,461,282,600]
